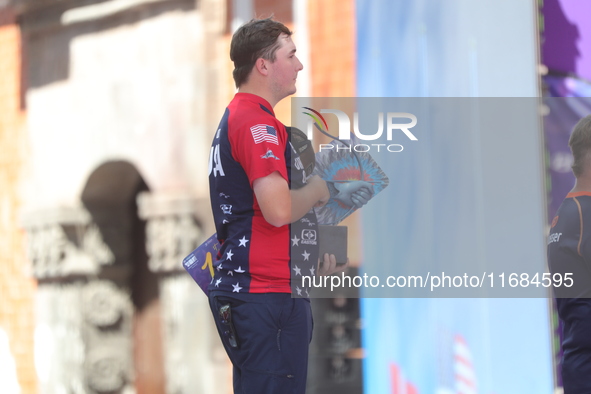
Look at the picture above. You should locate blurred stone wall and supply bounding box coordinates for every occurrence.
[8,0,233,392]
[0,8,38,394]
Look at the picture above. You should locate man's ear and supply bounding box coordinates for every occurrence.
[254,58,269,76]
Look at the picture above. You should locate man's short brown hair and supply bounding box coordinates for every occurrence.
[230,18,292,88]
[569,115,591,177]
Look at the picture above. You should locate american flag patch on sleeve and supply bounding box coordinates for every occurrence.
[250,124,278,145]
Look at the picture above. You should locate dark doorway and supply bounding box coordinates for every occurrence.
[81,160,165,394]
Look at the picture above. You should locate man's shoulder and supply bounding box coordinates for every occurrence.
[550,194,591,240]
[558,193,591,217]
[227,104,285,141]
[230,102,277,124]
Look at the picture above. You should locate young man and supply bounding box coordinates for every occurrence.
[548,115,591,394]
[207,18,371,394]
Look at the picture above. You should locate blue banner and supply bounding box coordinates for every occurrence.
[356,1,553,393]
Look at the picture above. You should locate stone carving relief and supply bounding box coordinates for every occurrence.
[85,348,128,393]
[24,209,114,280]
[24,208,133,394]
[79,279,134,394]
[34,279,134,394]
[82,280,130,328]
[145,214,201,273]
[35,283,87,394]
[138,193,211,274]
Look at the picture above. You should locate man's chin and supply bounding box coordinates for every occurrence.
[278,86,297,101]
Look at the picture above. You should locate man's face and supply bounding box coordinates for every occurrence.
[268,34,304,100]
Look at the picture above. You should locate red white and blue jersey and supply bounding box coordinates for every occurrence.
[208,93,318,295]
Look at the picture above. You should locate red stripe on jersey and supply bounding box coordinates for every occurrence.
[249,213,291,292]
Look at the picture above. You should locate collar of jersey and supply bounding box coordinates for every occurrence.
[566,191,591,198]
[234,93,275,116]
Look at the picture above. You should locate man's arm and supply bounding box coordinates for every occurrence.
[253,171,329,227]
[255,172,353,276]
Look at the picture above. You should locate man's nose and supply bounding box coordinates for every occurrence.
[296,56,304,71]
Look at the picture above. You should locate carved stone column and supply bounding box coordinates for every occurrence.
[138,192,229,394]
[23,207,135,394]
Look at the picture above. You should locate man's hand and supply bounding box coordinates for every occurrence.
[330,181,374,209]
[317,253,349,276]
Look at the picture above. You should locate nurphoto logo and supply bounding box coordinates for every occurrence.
[302,107,418,153]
